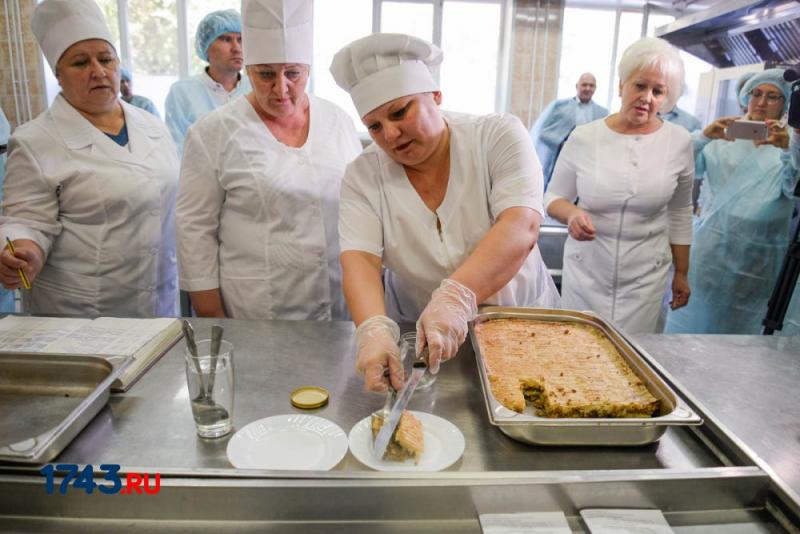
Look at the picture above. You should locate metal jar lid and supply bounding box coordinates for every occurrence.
[290,386,330,409]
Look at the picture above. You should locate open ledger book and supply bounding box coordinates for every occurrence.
[0,316,183,392]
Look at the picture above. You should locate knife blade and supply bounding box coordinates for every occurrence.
[373,355,428,460]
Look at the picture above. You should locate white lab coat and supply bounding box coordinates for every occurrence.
[339,111,561,322]
[177,95,361,320]
[545,119,694,334]
[1,95,179,317]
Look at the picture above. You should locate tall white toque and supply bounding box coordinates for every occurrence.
[31,0,115,72]
[329,33,442,118]
[242,0,313,66]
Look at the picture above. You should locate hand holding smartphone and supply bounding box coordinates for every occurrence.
[725,119,769,140]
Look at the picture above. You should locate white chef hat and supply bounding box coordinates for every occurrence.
[242,0,313,66]
[31,0,115,72]
[330,33,442,118]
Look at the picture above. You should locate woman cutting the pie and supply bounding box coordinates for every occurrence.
[330,33,560,392]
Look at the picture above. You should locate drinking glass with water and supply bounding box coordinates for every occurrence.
[184,339,234,438]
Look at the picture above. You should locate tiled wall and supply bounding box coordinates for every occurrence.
[509,0,564,130]
[1,0,47,130]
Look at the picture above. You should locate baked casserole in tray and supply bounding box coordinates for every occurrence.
[469,307,702,446]
[475,318,659,418]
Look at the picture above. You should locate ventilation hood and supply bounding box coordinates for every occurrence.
[656,0,800,67]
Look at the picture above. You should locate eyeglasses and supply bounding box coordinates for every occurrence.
[749,90,785,104]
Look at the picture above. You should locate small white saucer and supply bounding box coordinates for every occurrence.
[348,411,465,471]
[227,414,348,471]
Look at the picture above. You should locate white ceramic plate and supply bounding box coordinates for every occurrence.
[227,414,348,471]
[348,411,465,471]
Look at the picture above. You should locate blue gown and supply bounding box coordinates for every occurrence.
[660,106,702,133]
[127,95,160,118]
[665,132,799,334]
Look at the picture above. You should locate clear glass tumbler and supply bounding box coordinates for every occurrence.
[184,339,234,438]
[399,332,437,390]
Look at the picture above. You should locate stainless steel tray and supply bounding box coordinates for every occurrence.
[0,353,126,463]
[469,307,702,446]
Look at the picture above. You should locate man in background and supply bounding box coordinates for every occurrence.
[120,68,160,117]
[530,72,608,189]
[164,9,251,155]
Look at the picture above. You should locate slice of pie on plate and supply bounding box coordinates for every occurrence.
[371,410,424,463]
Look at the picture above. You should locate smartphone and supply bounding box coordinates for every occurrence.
[725,119,768,140]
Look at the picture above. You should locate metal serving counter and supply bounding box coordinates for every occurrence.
[0,318,798,532]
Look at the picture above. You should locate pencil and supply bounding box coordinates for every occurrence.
[5,238,31,290]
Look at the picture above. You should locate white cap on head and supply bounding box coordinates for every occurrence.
[242,0,313,66]
[330,33,442,118]
[31,0,115,72]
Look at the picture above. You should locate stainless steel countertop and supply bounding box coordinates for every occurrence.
[14,318,724,474]
[2,319,799,532]
[634,334,800,505]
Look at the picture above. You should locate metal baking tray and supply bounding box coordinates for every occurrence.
[469,307,702,446]
[0,353,126,463]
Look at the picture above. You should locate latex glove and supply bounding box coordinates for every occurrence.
[566,209,596,241]
[0,239,45,289]
[416,279,478,375]
[355,315,402,392]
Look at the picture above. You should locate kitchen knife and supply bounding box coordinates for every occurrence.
[373,352,428,460]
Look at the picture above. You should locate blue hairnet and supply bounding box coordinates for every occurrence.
[194,9,241,62]
[120,67,132,82]
[735,71,756,95]
[739,68,792,114]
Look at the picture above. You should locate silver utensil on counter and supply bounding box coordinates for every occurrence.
[182,320,202,378]
[207,324,224,395]
[373,351,429,460]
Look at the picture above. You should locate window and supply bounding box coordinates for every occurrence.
[609,11,644,111]
[312,0,373,130]
[558,4,712,118]
[381,2,435,42]
[95,0,121,48]
[558,7,617,109]
[313,0,508,130]
[127,0,179,118]
[440,1,502,115]
[45,0,510,125]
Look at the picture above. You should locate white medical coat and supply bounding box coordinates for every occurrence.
[546,119,694,334]
[339,112,561,322]
[1,95,179,317]
[177,95,361,320]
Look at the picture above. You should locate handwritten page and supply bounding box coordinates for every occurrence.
[0,316,89,353]
[0,316,177,356]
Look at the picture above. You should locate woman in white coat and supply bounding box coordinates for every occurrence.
[0,0,178,317]
[546,38,694,334]
[330,33,560,392]
[176,0,361,320]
